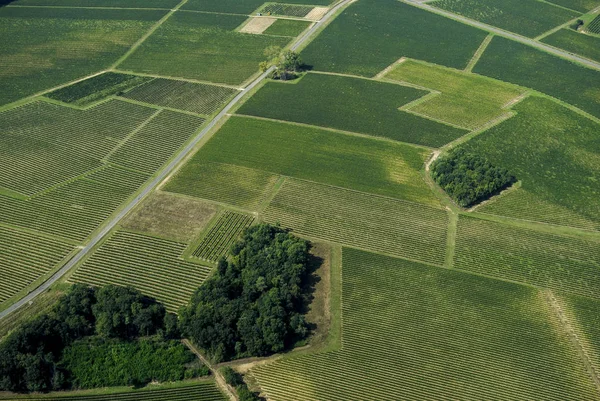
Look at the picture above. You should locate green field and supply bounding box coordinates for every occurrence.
[165,162,280,211]
[0,7,167,106]
[263,19,311,37]
[385,59,523,129]
[0,226,73,304]
[462,97,600,230]
[120,11,290,85]
[251,248,598,400]
[301,0,488,76]
[560,293,600,374]
[473,37,600,118]
[121,78,238,115]
[190,116,438,205]
[546,0,599,12]
[182,0,333,14]
[454,215,600,298]
[70,231,213,312]
[433,0,578,38]
[237,73,467,147]
[589,14,600,33]
[191,211,255,263]
[262,179,448,265]
[9,0,181,7]
[46,72,152,107]
[259,3,314,17]
[542,29,600,62]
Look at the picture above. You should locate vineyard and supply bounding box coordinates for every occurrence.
[546,0,599,12]
[262,179,448,265]
[70,231,213,312]
[191,211,254,263]
[0,380,226,401]
[237,72,467,147]
[542,29,600,63]
[433,0,578,38]
[588,14,600,33]
[0,226,73,303]
[263,19,311,37]
[259,3,314,17]
[454,215,600,298]
[12,0,181,7]
[384,59,522,129]
[181,0,333,14]
[195,116,438,205]
[121,78,238,115]
[251,248,598,400]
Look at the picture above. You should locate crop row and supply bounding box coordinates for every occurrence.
[454,215,600,298]
[262,179,448,265]
[0,225,73,304]
[260,4,314,17]
[192,211,254,262]
[122,78,238,115]
[588,14,600,33]
[2,381,226,400]
[70,231,213,311]
[251,248,598,400]
[108,110,204,174]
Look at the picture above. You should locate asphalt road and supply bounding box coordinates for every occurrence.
[0,0,353,321]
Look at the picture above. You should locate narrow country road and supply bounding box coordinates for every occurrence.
[0,0,353,321]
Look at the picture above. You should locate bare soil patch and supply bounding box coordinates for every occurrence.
[305,6,329,20]
[240,17,277,34]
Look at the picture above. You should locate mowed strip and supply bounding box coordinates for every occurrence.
[0,226,73,304]
[262,179,448,265]
[70,231,213,312]
[237,73,467,147]
[252,249,599,400]
[454,215,600,298]
[191,116,438,205]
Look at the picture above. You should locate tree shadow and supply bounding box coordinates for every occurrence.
[298,249,323,337]
[0,0,19,6]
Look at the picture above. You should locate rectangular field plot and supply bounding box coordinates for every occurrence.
[193,116,438,205]
[560,294,600,376]
[70,231,214,312]
[164,162,280,211]
[191,211,254,263]
[259,3,314,17]
[181,0,333,14]
[463,97,600,230]
[9,0,182,7]
[473,37,600,119]
[542,29,600,63]
[301,0,488,76]
[454,216,600,298]
[0,226,73,304]
[251,248,598,400]
[262,179,448,265]
[0,100,155,196]
[0,7,167,106]
[384,60,523,129]
[120,11,289,85]
[121,78,239,115]
[237,73,466,147]
[46,72,152,107]
[108,110,204,174]
[433,0,578,38]
[263,19,311,37]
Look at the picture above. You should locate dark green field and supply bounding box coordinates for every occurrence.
[542,29,600,63]
[10,0,181,7]
[237,73,467,147]
[182,0,333,15]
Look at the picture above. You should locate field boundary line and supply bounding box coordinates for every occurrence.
[542,290,600,395]
[257,176,287,214]
[101,109,162,163]
[537,0,585,14]
[110,0,189,70]
[157,190,257,216]
[6,5,171,10]
[0,222,79,246]
[534,17,580,40]
[440,111,514,151]
[115,96,209,118]
[112,69,244,89]
[444,211,458,268]
[465,33,493,72]
[373,57,407,79]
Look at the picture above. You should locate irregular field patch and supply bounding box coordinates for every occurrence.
[252,248,598,400]
[192,116,438,205]
[454,215,600,298]
[301,0,488,76]
[262,179,448,265]
[121,78,238,115]
[384,59,523,129]
[70,231,213,312]
[542,29,600,63]
[473,36,600,118]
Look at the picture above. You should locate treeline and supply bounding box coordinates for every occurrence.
[179,224,312,362]
[0,285,202,393]
[431,148,516,207]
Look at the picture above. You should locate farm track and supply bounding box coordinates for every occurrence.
[0,0,355,320]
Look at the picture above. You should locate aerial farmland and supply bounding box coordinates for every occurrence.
[1,0,599,399]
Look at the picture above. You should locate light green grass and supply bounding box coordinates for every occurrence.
[263,19,311,37]
[454,215,600,298]
[462,96,600,230]
[385,59,523,129]
[191,116,438,205]
[251,248,598,400]
[262,179,448,265]
[542,29,600,63]
[120,11,290,85]
[237,73,467,147]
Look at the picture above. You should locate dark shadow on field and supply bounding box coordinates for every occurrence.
[296,245,323,340]
[0,0,18,6]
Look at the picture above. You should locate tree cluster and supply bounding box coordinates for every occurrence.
[0,284,181,393]
[431,148,517,207]
[221,367,262,401]
[260,47,305,80]
[179,224,311,362]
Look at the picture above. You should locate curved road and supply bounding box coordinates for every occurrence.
[0,0,353,321]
